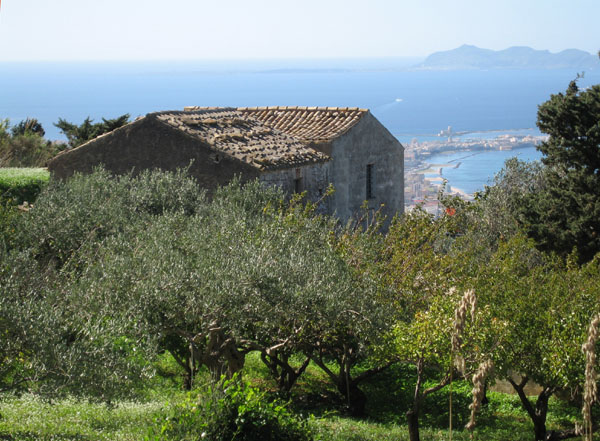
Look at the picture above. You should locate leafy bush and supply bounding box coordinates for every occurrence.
[1,168,207,397]
[0,118,65,167]
[8,167,205,267]
[0,249,153,399]
[151,375,312,441]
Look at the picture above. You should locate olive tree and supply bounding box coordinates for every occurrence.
[69,180,392,412]
[0,168,208,396]
[0,249,151,398]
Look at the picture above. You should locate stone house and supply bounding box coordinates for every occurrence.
[48,106,404,222]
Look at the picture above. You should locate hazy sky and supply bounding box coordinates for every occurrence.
[1,0,598,61]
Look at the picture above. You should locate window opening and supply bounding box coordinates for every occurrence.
[294,168,303,194]
[366,163,374,199]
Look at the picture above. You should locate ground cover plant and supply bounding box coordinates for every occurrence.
[0,364,588,441]
[149,374,312,441]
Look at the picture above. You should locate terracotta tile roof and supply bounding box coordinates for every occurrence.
[236,106,368,142]
[153,109,328,171]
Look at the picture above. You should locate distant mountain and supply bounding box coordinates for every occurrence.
[420,45,599,70]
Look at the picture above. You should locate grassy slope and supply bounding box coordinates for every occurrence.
[0,392,578,441]
[0,354,585,441]
[0,168,49,181]
[0,167,49,204]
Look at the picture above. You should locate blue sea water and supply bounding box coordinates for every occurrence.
[1,59,598,192]
[425,146,543,195]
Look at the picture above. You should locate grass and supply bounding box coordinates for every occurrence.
[0,393,563,441]
[0,394,165,441]
[0,167,49,204]
[0,167,49,180]
[0,355,591,441]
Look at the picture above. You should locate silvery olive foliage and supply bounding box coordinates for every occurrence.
[1,169,389,402]
[0,168,207,397]
[70,178,388,391]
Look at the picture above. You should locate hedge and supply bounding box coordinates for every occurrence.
[0,168,49,205]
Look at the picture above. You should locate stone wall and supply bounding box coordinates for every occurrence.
[325,112,404,223]
[259,162,331,213]
[48,117,260,194]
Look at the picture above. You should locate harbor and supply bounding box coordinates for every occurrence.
[403,129,546,213]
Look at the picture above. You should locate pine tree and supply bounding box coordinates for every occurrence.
[522,80,600,262]
[55,114,130,148]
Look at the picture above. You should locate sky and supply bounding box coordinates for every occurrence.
[0,0,599,61]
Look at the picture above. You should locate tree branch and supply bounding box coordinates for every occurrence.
[508,376,537,422]
[423,374,452,397]
[310,351,337,382]
[353,359,397,385]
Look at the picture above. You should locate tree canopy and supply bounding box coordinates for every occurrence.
[522,80,600,262]
[54,114,130,148]
[10,118,45,137]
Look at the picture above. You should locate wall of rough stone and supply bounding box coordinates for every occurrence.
[48,116,260,194]
[259,161,331,213]
[326,112,404,223]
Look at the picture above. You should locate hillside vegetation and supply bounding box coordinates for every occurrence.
[1,80,599,441]
[0,165,599,441]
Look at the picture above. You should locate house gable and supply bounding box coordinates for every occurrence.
[326,112,404,222]
[48,115,261,191]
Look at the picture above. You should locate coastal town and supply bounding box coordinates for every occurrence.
[404,127,547,213]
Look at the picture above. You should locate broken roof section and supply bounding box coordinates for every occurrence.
[184,106,368,143]
[239,106,368,143]
[152,108,328,171]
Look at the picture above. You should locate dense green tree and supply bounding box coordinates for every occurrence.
[472,236,600,441]
[54,114,129,148]
[0,249,150,398]
[11,118,45,137]
[362,208,501,441]
[3,169,391,413]
[459,158,546,253]
[522,80,600,262]
[70,180,390,414]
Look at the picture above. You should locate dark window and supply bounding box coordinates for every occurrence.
[366,163,374,199]
[294,168,303,193]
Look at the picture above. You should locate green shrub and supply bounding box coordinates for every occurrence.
[0,168,209,397]
[8,167,205,267]
[150,375,313,441]
[0,133,65,168]
[0,167,49,205]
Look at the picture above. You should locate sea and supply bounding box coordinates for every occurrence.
[2,58,599,194]
[424,146,544,195]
